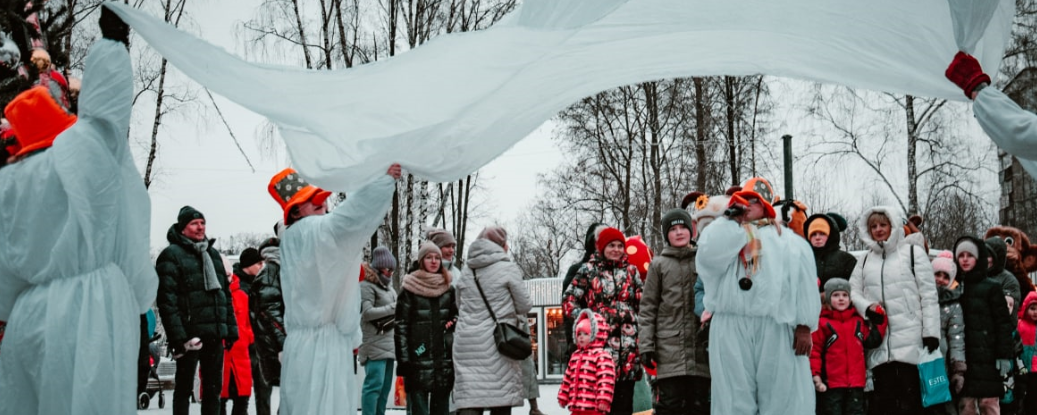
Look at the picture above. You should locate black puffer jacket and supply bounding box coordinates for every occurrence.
[155,225,237,349]
[985,236,1022,319]
[804,214,858,292]
[249,244,285,386]
[394,287,458,392]
[956,236,1015,398]
[562,222,605,359]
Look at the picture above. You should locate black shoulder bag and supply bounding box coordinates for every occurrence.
[472,269,532,360]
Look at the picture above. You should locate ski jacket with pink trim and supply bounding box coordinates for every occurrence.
[558,310,615,412]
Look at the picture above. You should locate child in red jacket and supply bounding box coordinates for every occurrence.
[559,310,615,415]
[811,278,887,415]
[221,272,254,415]
[1019,292,1037,413]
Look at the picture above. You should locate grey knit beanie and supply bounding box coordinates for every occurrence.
[823,278,851,305]
[371,246,396,270]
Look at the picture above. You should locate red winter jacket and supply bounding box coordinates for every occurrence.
[558,310,615,412]
[810,307,887,389]
[1019,292,1037,372]
[222,274,254,398]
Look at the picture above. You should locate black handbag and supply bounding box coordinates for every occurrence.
[370,315,395,334]
[472,269,532,360]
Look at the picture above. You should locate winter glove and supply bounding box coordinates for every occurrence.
[794,325,812,356]
[812,375,827,393]
[224,339,235,351]
[99,5,130,46]
[184,337,203,351]
[641,352,657,370]
[923,337,940,354]
[996,359,1013,377]
[396,361,411,377]
[951,373,965,394]
[865,307,885,325]
[945,51,991,99]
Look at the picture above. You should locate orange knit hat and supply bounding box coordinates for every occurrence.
[5,86,77,157]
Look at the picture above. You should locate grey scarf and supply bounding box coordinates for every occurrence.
[191,240,222,292]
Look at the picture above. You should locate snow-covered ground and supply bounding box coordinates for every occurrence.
[136,384,569,415]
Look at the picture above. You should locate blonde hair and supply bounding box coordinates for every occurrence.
[866,212,890,229]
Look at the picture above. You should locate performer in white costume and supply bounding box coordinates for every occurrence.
[695,180,821,415]
[0,7,157,414]
[269,163,401,415]
[946,51,1037,177]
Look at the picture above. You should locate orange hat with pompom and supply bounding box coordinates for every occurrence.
[5,86,77,157]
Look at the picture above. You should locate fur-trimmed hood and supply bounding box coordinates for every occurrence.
[573,309,609,350]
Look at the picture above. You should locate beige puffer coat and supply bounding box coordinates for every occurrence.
[452,239,532,409]
[849,206,940,369]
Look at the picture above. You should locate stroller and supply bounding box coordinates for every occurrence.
[138,334,176,410]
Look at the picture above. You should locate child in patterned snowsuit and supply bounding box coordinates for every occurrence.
[559,310,616,415]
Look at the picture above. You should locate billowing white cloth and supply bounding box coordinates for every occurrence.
[104,1,1013,191]
[695,217,821,415]
[278,174,395,415]
[974,87,1037,178]
[0,39,158,414]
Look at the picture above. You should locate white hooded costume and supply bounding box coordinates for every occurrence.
[278,174,394,415]
[0,39,158,414]
[696,216,821,415]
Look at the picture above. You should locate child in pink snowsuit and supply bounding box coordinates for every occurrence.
[559,310,615,415]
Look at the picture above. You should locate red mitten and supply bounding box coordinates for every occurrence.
[945,52,991,99]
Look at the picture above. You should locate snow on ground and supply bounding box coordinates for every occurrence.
[137,384,569,415]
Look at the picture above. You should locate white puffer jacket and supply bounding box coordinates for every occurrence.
[849,206,940,369]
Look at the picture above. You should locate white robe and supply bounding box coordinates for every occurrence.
[973,87,1037,178]
[0,39,158,414]
[696,217,821,415]
[278,175,394,415]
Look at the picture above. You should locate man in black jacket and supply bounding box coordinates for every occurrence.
[156,206,238,415]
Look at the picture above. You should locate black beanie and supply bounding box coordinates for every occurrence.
[661,208,693,244]
[825,212,848,232]
[239,247,263,268]
[177,206,204,230]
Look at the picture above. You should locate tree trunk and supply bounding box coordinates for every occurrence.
[318,0,333,68]
[644,82,663,247]
[290,0,313,69]
[142,59,167,189]
[905,94,919,215]
[725,76,738,186]
[693,77,708,191]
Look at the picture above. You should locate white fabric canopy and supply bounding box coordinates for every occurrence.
[106,0,1015,191]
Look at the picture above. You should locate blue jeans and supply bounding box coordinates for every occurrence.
[362,359,395,415]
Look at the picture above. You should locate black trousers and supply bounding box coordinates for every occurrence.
[137,314,150,395]
[867,362,922,415]
[654,375,710,415]
[820,388,865,415]
[609,380,636,415]
[250,346,272,415]
[220,376,250,415]
[173,340,224,415]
